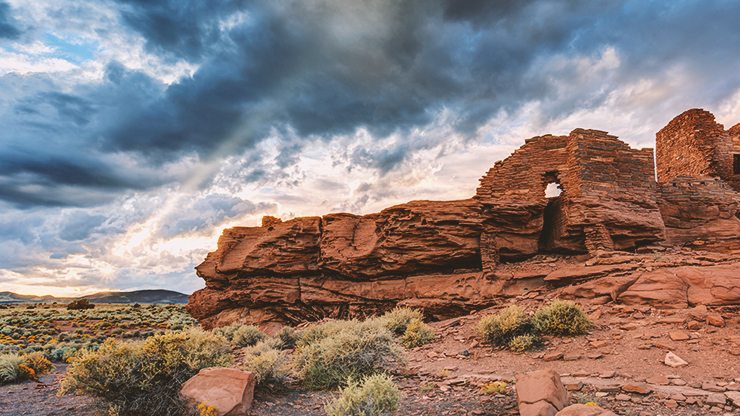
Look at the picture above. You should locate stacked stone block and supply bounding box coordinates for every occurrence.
[656,109,740,193]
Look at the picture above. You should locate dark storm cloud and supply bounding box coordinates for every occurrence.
[3,0,740,209]
[0,1,21,39]
[115,0,247,62]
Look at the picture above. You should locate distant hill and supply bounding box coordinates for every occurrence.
[0,289,189,305]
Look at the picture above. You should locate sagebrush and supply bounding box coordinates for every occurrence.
[294,319,406,390]
[400,318,435,348]
[213,323,266,348]
[325,373,401,416]
[474,305,532,347]
[533,300,592,336]
[61,329,232,416]
[378,307,424,336]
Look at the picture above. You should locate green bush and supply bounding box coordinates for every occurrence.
[293,319,406,390]
[242,341,290,386]
[325,373,401,416]
[213,323,266,348]
[474,305,532,347]
[400,319,434,348]
[378,307,424,335]
[60,329,232,416]
[533,300,592,336]
[507,334,540,352]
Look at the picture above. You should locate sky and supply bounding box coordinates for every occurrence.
[1,0,740,297]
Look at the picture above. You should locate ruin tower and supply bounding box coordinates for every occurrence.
[656,108,740,192]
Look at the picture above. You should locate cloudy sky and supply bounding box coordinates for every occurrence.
[1,0,740,297]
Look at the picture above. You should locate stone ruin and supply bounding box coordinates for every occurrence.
[187,109,740,329]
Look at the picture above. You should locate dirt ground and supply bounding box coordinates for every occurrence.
[4,298,740,415]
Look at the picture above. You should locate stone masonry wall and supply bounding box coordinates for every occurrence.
[726,123,740,193]
[569,129,657,201]
[475,135,570,200]
[655,109,740,193]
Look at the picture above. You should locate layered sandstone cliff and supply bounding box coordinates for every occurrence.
[187,110,740,329]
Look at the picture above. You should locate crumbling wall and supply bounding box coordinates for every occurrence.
[658,176,740,252]
[550,129,664,251]
[655,108,740,193]
[726,123,740,193]
[475,134,570,200]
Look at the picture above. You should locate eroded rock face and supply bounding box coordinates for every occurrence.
[188,111,740,329]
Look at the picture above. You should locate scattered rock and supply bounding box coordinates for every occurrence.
[563,354,581,361]
[664,399,678,409]
[516,368,570,416]
[646,376,670,385]
[669,331,690,341]
[180,367,256,416]
[555,403,617,415]
[706,393,728,406]
[707,314,726,327]
[664,351,689,367]
[622,383,652,395]
[725,391,740,407]
[599,371,616,379]
[543,352,564,362]
[703,382,727,392]
[689,305,709,321]
[589,341,608,349]
[687,321,703,330]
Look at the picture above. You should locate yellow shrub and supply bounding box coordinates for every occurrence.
[533,300,592,336]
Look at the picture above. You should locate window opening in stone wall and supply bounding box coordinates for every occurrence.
[734,154,740,175]
[545,182,562,197]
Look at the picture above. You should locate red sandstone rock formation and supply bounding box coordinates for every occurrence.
[187,109,740,329]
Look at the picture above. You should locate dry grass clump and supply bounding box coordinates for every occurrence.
[324,373,401,416]
[474,305,532,347]
[475,301,591,352]
[293,319,406,391]
[0,352,54,384]
[241,340,290,386]
[399,318,435,348]
[378,307,424,335]
[533,300,592,336]
[507,334,541,353]
[213,323,266,348]
[60,329,231,416]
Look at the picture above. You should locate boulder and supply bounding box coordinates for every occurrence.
[516,368,570,416]
[180,368,256,416]
[555,404,618,416]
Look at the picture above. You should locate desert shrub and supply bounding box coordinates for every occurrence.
[293,319,406,390]
[475,305,532,347]
[399,319,435,348]
[67,299,95,310]
[378,307,424,335]
[24,351,54,375]
[242,341,290,386]
[533,300,592,336]
[325,373,401,416]
[273,326,298,349]
[213,323,266,348]
[61,329,231,416]
[0,353,27,383]
[507,334,540,352]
